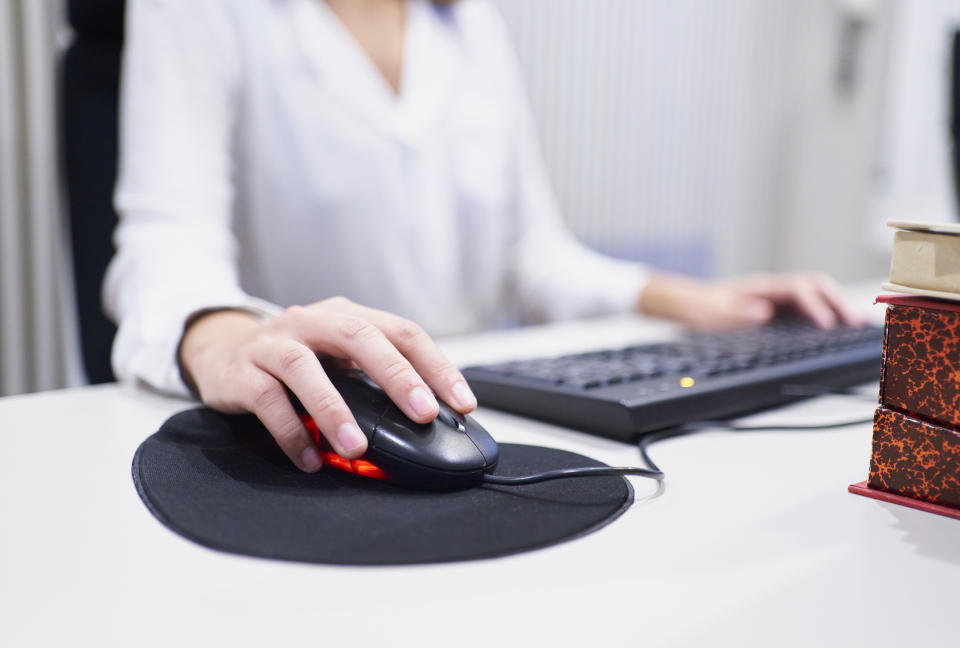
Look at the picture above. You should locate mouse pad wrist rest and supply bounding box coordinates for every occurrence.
[132,408,633,565]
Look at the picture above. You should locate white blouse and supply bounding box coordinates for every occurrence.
[105,0,648,395]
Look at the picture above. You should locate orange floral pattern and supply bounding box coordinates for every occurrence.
[869,407,960,508]
[881,302,960,428]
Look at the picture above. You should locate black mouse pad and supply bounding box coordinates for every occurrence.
[132,408,634,565]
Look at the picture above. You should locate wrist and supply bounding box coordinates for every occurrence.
[636,274,705,322]
[177,309,263,398]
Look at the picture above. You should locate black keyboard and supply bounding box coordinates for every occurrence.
[462,320,884,442]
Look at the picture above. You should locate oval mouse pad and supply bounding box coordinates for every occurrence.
[132,408,634,565]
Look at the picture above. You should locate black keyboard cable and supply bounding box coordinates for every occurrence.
[482,385,876,487]
[637,384,877,478]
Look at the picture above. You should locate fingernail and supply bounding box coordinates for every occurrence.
[452,381,477,409]
[409,386,438,418]
[337,423,366,454]
[746,301,772,323]
[301,446,323,472]
[851,311,869,326]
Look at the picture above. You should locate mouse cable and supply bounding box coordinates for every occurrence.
[681,415,875,433]
[779,383,878,401]
[636,407,877,475]
[483,464,664,485]
[485,385,876,488]
[483,412,875,487]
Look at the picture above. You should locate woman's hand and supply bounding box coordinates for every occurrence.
[638,272,869,330]
[178,297,477,472]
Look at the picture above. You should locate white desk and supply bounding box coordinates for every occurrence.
[2,308,959,647]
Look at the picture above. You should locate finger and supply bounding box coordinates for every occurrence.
[242,368,325,472]
[699,293,772,330]
[339,305,477,413]
[735,275,837,328]
[295,313,442,424]
[251,339,368,459]
[808,274,869,326]
[789,278,837,328]
[729,295,774,327]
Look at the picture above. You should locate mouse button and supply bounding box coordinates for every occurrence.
[325,369,384,402]
[462,416,499,467]
[373,405,487,471]
[324,372,392,426]
[436,403,465,431]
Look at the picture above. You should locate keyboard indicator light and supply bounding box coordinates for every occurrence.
[680,376,695,388]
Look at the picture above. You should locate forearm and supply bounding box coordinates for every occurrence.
[636,272,867,330]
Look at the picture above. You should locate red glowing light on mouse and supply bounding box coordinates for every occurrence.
[319,451,389,481]
[352,459,388,480]
[298,413,321,444]
[298,414,388,481]
[322,451,352,471]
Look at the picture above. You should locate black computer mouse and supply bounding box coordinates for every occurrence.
[290,365,499,491]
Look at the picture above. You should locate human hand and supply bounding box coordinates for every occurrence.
[637,272,869,330]
[178,297,477,472]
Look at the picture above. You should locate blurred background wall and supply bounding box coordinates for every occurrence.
[870,1,960,244]
[0,0,78,396]
[494,0,898,279]
[1,0,959,395]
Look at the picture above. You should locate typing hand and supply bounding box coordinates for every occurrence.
[638,272,870,331]
[178,297,477,472]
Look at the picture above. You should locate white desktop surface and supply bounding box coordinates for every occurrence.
[2,304,959,647]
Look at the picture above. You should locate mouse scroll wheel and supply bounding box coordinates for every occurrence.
[437,407,465,431]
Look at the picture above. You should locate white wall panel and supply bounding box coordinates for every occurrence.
[0,0,77,395]
[870,0,960,243]
[0,0,31,395]
[493,0,894,280]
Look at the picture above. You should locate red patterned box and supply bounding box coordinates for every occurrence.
[877,295,960,428]
[869,406,960,509]
[857,295,960,512]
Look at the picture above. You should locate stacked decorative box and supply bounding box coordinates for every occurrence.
[850,221,960,517]
[855,295,960,513]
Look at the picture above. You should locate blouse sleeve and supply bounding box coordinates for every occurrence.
[510,106,651,322]
[475,3,650,322]
[104,0,278,396]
